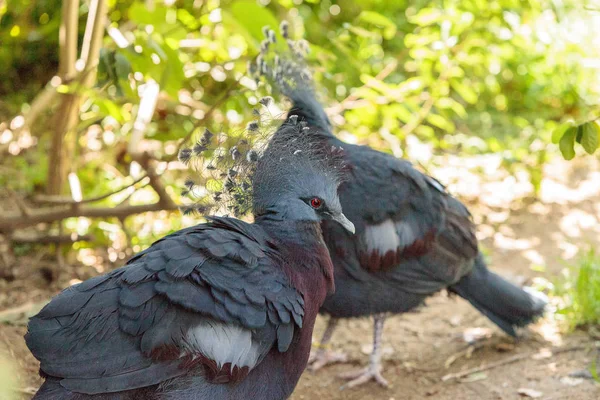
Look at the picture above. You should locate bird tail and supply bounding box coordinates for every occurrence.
[253,23,332,133]
[449,254,547,336]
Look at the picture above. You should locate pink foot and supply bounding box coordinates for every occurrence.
[308,348,349,371]
[339,365,389,389]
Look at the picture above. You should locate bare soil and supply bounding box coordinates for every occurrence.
[2,155,600,400]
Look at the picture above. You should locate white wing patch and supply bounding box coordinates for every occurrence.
[362,220,400,254]
[362,219,417,254]
[395,221,417,248]
[185,321,261,369]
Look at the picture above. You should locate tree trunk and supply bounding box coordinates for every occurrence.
[46,0,107,195]
[47,0,79,195]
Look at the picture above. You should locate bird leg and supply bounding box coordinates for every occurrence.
[339,314,389,389]
[308,317,348,371]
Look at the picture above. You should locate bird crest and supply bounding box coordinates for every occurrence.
[178,94,346,219]
[250,21,332,133]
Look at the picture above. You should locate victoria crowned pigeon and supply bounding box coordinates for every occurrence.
[254,23,547,388]
[25,125,355,399]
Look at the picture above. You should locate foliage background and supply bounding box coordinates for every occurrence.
[0,0,599,268]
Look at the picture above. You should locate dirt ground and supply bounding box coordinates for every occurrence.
[1,154,600,399]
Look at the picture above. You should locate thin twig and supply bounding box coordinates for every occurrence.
[444,343,486,369]
[6,188,32,217]
[10,232,94,244]
[32,174,148,205]
[327,60,398,115]
[0,302,37,319]
[133,154,177,209]
[400,93,436,137]
[11,387,38,395]
[0,234,16,271]
[13,80,62,134]
[441,343,599,382]
[0,202,178,232]
[173,77,242,159]
[58,0,79,79]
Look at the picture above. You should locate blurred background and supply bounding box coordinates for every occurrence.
[1,0,600,399]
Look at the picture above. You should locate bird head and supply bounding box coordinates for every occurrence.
[252,122,354,234]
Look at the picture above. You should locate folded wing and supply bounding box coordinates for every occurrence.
[26,217,304,395]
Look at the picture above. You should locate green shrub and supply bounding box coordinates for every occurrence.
[554,249,600,331]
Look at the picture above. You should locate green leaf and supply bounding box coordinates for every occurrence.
[358,11,397,40]
[408,8,443,26]
[128,3,167,26]
[551,122,572,144]
[228,0,280,43]
[177,8,199,29]
[580,121,600,155]
[114,52,132,80]
[436,97,467,119]
[576,124,583,143]
[427,113,455,133]
[346,24,378,39]
[450,79,478,105]
[390,104,414,124]
[559,127,577,160]
[414,124,435,138]
[94,98,124,122]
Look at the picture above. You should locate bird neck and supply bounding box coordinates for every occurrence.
[256,215,335,292]
[256,216,324,248]
[255,217,335,385]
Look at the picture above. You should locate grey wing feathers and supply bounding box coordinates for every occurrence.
[26,217,304,395]
[341,145,447,236]
[336,143,478,286]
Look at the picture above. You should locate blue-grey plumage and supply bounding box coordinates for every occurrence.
[25,124,354,399]
[257,26,547,388]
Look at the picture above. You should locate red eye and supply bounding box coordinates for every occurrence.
[310,197,322,209]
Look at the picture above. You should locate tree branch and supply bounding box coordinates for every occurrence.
[10,232,94,244]
[399,92,436,137]
[6,188,32,217]
[326,59,398,115]
[58,0,79,79]
[32,174,148,205]
[173,77,242,159]
[441,342,600,382]
[48,0,81,195]
[48,0,107,195]
[80,0,108,86]
[132,153,178,209]
[0,202,178,232]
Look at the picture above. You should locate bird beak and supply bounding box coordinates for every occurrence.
[333,213,355,234]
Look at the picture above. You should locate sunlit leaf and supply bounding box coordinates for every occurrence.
[408,8,444,26]
[427,113,455,133]
[414,124,435,138]
[114,53,132,80]
[450,79,478,104]
[128,3,167,26]
[580,121,599,155]
[177,8,199,29]
[551,122,572,144]
[391,104,414,124]
[160,41,186,98]
[228,0,280,43]
[436,97,467,119]
[358,11,397,40]
[346,24,379,39]
[559,126,577,160]
[94,98,124,122]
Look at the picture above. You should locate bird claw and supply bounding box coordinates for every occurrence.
[308,349,348,371]
[339,366,389,389]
